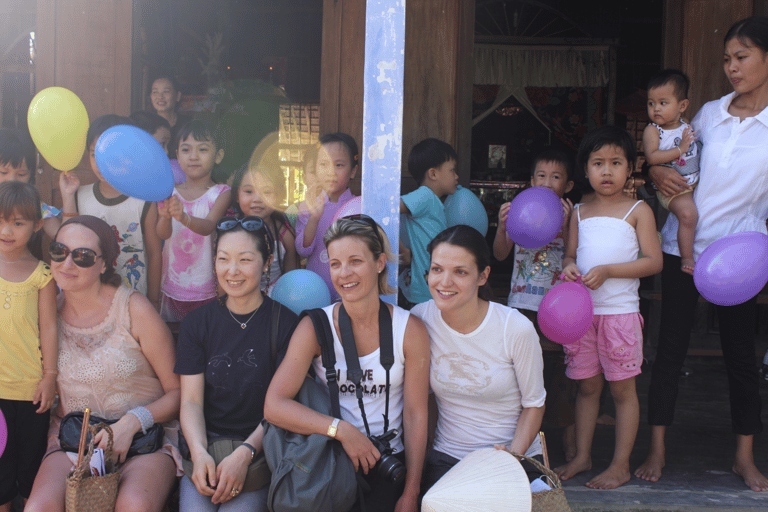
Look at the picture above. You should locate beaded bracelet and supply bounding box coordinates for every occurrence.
[127,406,154,434]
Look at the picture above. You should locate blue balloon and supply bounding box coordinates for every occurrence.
[94,125,174,202]
[270,269,332,315]
[444,185,488,236]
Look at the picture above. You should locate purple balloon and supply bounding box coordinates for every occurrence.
[0,407,6,459]
[506,187,564,248]
[333,196,362,221]
[693,231,768,306]
[537,281,594,345]
[170,159,186,185]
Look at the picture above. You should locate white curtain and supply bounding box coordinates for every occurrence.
[471,44,611,139]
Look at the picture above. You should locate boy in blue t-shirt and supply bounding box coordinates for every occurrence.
[398,138,458,308]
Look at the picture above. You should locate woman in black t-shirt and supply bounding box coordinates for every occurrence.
[174,216,298,511]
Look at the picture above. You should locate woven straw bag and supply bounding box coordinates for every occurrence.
[506,449,572,512]
[65,423,119,512]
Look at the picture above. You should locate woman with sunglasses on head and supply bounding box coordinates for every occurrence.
[175,216,299,511]
[265,216,430,512]
[26,216,182,512]
[411,225,546,494]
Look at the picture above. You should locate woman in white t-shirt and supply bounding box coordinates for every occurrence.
[411,225,546,493]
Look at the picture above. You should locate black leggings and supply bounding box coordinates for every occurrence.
[647,253,762,435]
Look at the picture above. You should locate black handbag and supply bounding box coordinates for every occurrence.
[59,411,164,458]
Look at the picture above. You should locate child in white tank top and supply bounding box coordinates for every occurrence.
[555,126,662,490]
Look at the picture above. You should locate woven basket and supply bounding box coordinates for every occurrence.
[505,449,572,512]
[65,423,119,512]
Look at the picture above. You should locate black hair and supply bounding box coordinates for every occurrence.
[725,16,768,53]
[148,73,181,96]
[214,222,273,271]
[176,120,219,150]
[318,132,359,168]
[0,180,41,223]
[576,125,637,176]
[0,128,35,177]
[426,225,494,301]
[129,110,171,135]
[647,69,690,101]
[530,146,574,181]
[407,138,458,185]
[86,115,134,151]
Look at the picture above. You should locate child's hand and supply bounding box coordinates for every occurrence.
[497,202,511,229]
[157,200,172,219]
[59,171,80,198]
[561,198,574,232]
[581,265,610,290]
[678,127,696,155]
[165,195,184,221]
[306,185,326,219]
[33,374,57,413]
[561,263,581,282]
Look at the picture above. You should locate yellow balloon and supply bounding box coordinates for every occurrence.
[27,87,89,172]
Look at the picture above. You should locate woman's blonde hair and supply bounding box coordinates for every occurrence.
[324,216,396,295]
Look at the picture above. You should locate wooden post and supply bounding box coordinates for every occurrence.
[362,0,406,303]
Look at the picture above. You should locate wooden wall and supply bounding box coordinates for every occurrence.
[35,0,133,206]
[320,0,474,194]
[664,0,753,117]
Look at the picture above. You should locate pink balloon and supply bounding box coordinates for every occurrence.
[333,196,362,221]
[537,281,594,345]
[0,407,6,458]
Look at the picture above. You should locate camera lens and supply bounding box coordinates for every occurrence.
[377,454,406,485]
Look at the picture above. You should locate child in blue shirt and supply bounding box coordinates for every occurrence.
[398,138,458,307]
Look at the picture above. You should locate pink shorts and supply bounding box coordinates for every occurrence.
[160,294,217,323]
[563,312,644,382]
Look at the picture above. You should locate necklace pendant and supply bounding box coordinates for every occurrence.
[240,323,247,329]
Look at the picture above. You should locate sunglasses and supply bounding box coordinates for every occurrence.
[49,242,103,268]
[216,215,273,247]
[342,214,385,250]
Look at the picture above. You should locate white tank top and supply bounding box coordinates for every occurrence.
[576,201,642,314]
[313,303,408,453]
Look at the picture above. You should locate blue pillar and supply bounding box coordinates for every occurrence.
[361,0,406,303]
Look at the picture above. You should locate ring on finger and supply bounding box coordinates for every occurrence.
[231,488,240,497]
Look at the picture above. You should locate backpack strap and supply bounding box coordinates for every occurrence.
[300,308,341,418]
[337,300,394,435]
[269,300,282,375]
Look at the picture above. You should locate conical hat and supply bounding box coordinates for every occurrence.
[422,448,532,512]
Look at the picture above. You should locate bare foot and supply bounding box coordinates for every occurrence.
[596,413,616,426]
[733,460,768,492]
[554,456,592,481]
[586,464,631,489]
[563,425,577,462]
[634,452,665,482]
[681,259,695,275]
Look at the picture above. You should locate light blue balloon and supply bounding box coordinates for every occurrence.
[444,185,488,236]
[270,269,332,314]
[94,125,174,202]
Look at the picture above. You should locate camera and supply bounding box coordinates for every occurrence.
[369,429,406,485]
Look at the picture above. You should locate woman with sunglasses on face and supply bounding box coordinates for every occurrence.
[26,216,182,512]
[265,216,430,512]
[175,216,298,511]
[410,225,546,494]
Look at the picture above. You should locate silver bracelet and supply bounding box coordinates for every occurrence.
[127,406,154,434]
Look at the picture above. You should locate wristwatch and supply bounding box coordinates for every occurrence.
[240,442,256,463]
[327,418,340,438]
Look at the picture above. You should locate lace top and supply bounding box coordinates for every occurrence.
[48,286,181,473]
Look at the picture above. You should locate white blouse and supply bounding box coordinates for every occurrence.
[661,92,768,258]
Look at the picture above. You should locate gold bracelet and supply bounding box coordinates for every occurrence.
[62,212,78,217]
